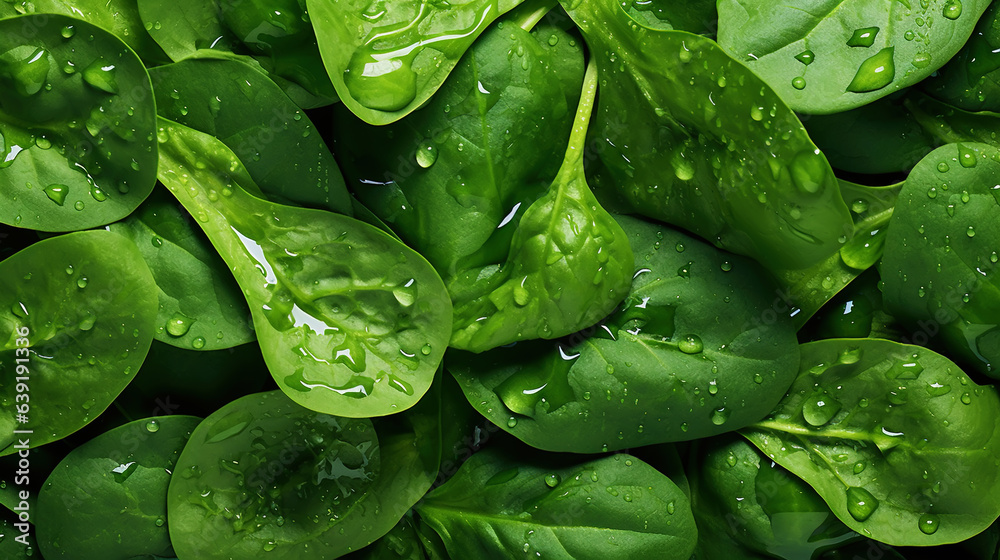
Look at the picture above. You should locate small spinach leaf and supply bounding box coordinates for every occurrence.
[167,390,438,559]
[0,14,157,232]
[743,339,1000,546]
[307,0,526,124]
[149,57,353,215]
[564,0,853,273]
[716,0,990,114]
[109,188,255,350]
[447,59,633,351]
[36,416,201,560]
[0,230,158,454]
[416,447,697,559]
[448,214,799,452]
[882,143,1000,377]
[691,436,859,560]
[156,118,452,417]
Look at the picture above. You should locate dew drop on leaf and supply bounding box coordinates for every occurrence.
[846,486,879,521]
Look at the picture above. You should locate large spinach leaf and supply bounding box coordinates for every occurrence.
[416,446,697,559]
[36,416,201,559]
[167,390,438,560]
[149,58,353,215]
[448,214,799,452]
[0,14,157,232]
[564,0,853,273]
[108,188,255,351]
[717,0,990,114]
[307,0,525,124]
[0,230,158,454]
[156,118,453,417]
[742,339,1000,546]
[882,142,1000,377]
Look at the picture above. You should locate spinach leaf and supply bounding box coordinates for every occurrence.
[742,339,1000,546]
[36,415,201,559]
[149,57,353,215]
[882,143,1000,377]
[156,118,453,416]
[716,0,990,114]
[0,0,169,65]
[138,0,336,108]
[343,514,431,560]
[167,390,438,559]
[448,214,799,452]
[338,19,632,353]
[446,58,633,351]
[0,230,158,454]
[0,14,157,232]
[108,188,256,351]
[924,0,1000,113]
[691,436,859,560]
[306,0,526,124]
[416,447,697,559]
[565,0,853,273]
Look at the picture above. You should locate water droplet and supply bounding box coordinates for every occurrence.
[795,50,815,65]
[166,313,193,337]
[912,52,932,68]
[967,227,976,238]
[846,487,879,521]
[421,343,432,356]
[145,420,160,433]
[154,517,165,527]
[853,461,866,474]
[678,334,703,354]
[959,144,977,168]
[802,393,842,426]
[545,474,560,488]
[60,25,75,39]
[44,184,68,206]
[0,46,50,96]
[792,76,806,90]
[847,47,895,93]
[548,34,559,46]
[753,373,763,384]
[919,513,940,534]
[74,200,85,211]
[76,277,88,289]
[82,58,119,94]
[847,27,880,47]
[943,0,962,20]
[961,392,972,404]
[415,141,438,168]
[937,162,950,173]
[710,407,730,425]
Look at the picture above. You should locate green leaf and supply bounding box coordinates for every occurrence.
[743,339,1000,546]
[690,436,859,560]
[167,390,438,559]
[149,57,353,215]
[137,0,336,107]
[446,59,633,351]
[716,0,991,114]
[565,0,853,273]
[620,0,718,34]
[923,0,1000,113]
[416,447,697,560]
[882,142,1000,377]
[0,509,37,559]
[0,230,158,454]
[448,214,799,452]
[36,416,201,560]
[307,0,526,124]
[0,0,169,65]
[156,118,453,417]
[342,514,431,560]
[0,14,157,232]
[108,188,255,351]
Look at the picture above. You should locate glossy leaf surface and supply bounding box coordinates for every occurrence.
[0,230,157,454]
[743,339,1000,546]
[157,119,452,416]
[0,14,157,232]
[36,416,201,559]
[449,214,799,452]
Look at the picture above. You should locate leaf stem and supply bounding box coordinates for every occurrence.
[516,0,557,31]
[565,57,599,166]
